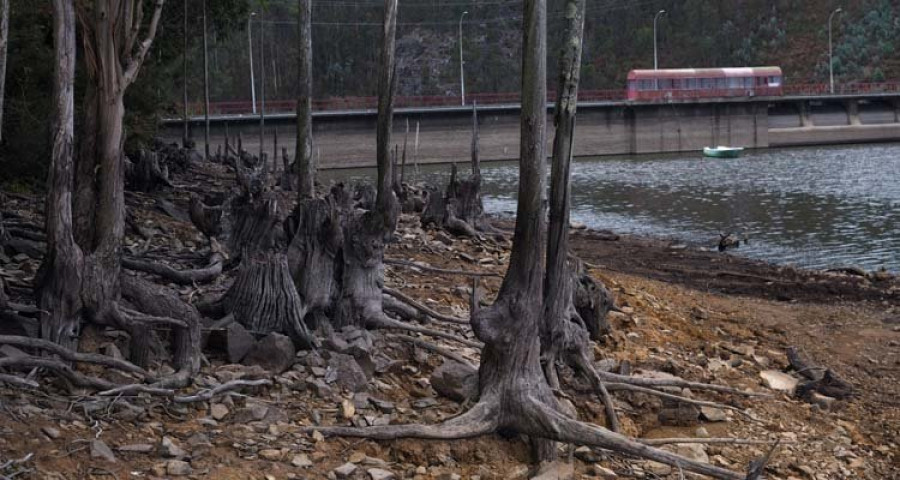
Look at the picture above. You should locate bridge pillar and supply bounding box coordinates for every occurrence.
[845,100,862,126]
[798,101,813,128]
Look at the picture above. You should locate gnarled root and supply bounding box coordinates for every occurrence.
[123,243,225,285]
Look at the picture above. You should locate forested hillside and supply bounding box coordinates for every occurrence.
[169,0,900,105]
[1,0,898,180]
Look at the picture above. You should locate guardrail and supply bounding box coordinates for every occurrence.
[175,82,900,117]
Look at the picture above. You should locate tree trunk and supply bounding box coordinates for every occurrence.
[375,0,399,232]
[41,0,84,351]
[182,0,189,146]
[295,0,314,198]
[202,0,210,160]
[542,0,586,387]
[0,0,9,144]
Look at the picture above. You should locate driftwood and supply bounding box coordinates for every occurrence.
[787,346,854,400]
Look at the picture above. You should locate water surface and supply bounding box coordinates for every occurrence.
[323,143,900,272]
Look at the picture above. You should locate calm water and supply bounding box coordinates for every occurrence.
[323,143,900,273]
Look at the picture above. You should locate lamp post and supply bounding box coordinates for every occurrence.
[829,7,843,94]
[459,10,468,106]
[248,12,257,114]
[653,9,666,70]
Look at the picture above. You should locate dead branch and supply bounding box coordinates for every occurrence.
[596,370,770,397]
[173,379,271,403]
[375,315,482,348]
[122,250,225,285]
[385,258,501,277]
[388,333,477,370]
[383,287,469,325]
[602,382,755,420]
[639,438,789,446]
[0,373,39,389]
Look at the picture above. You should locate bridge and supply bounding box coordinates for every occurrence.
[159,83,900,169]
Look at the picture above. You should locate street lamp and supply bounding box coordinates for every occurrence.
[829,7,843,94]
[459,11,468,106]
[248,12,257,114]
[653,10,666,71]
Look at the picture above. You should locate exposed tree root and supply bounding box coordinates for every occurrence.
[97,379,272,403]
[0,356,116,390]
[383,287,469,325]
[0,335,148,377]
[0,373,39,389]
[122,247,225,285]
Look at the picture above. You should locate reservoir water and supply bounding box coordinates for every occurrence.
[323,143,900,273]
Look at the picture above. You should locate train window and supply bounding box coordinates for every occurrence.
[689,78,698,89]
[639,79,655,90]
[745,77,753,88]
[715,78,726,89]
[659,79,673,89]
[769,76,782,86]
[628,80,637,91]
[701,78,713,89]
[727,77,741,88]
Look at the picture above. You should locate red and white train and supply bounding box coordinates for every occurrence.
[626,67,784,101]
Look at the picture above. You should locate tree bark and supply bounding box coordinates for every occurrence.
[0,0,9,144]
[375,0,399,232]
[42,0,83,351]
[295,0,314,198]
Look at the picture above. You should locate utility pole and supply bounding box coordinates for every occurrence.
[653,9,666,70]
[829,7,843,95]
[203,0,210,159]
[459,11,468,105]
[248,12,257,114]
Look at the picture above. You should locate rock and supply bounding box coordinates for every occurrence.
[242,333,296,374]
[429,359,478,402]
[117,444,155,453]
[644,461,672,476]
[809,392,837,410]
[160,436,187,459]
[292,454,313,468]
[666,443,709,464]
[226,322,256,363]
[306,378,335,398]
[369,397,395,414]
[574,446,604,463]
[531,461,574,480]
[341,398,356,419]
[334,462,358,478]
[41,426,61,439]
[593,465,618,478]
[700,406,728,422]
[90,439,117,463]
[166,459,192,476]
[259,449,282,461]
[324,352,369,392]
[760,370,800,393]
[367,467,396,480]
[694,427,711,438]
[210,403,230,421]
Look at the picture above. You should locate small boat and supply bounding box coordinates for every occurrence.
[703,146,744,158]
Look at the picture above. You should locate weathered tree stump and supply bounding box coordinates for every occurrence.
[125,149,173,192]
[221,252,316,349]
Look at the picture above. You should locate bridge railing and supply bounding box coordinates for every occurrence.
[179,83,900,117]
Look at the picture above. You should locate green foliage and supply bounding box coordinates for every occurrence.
[819,0,900,83]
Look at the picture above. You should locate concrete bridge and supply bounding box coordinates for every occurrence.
[159,88,900,169]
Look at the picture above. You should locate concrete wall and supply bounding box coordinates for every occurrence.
[160,95,900,169]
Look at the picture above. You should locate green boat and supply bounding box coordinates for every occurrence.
[703,146,744,158]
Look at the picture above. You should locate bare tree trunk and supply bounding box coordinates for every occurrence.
[202,0,210,159]
[42,0,84,351]
[375,0,399,231]
[295,0,314,198]
[258,9,266,161]
[0,0,9,144]
[471,102,479,175]
[182,0,189,146]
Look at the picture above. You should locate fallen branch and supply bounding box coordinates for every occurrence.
[383,287,469,325]
[0,356,116,390]
[639,437,789,446]
[602,382,756,420]
[385,258,501,277]
[375,315,482,348]
[173,379,272,403]
[389,333,477,369]
[596,370,770,397]
[0,373,40,389]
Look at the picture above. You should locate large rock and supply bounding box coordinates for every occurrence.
[226,322,255,363]
[242,333,296,374]
[760,370,799,393]
[323,351,369,392]
[90,440,117,463]
[430,359,478,402]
